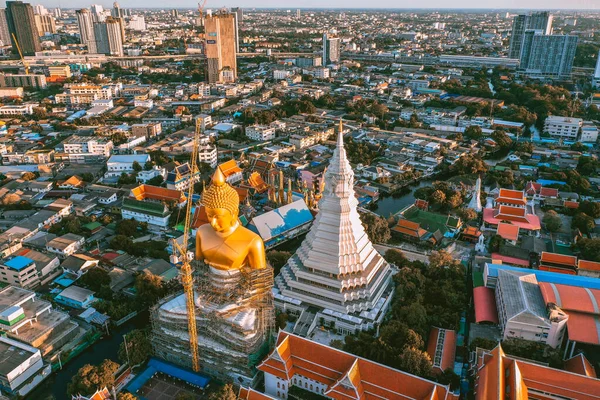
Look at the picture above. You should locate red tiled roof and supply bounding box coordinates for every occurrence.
[483,207,541,231]
[475,345,600,400]
[239,388,276,399]
[496,223,519,242]
[490,253,529,267]
[258,331,458,400]
[426,327,457,374]
[540,187,559,197]
[462,226,482,237]
[130,184,186,203]
[525,181,541,195]
[564,201,579,209]
[564,354,597,378]
[473,286,499,324]
[415,199,429,210]
[539,265,577,275]
[498,188,525,200]
[191,206,209,229]
[578,259,600,272]
[540,252,577,268]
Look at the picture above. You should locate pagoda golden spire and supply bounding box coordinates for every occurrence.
[278,170,284,206]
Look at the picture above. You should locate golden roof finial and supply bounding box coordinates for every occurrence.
[202,167,239,215]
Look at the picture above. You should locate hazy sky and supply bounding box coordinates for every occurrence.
[31,0,600,9]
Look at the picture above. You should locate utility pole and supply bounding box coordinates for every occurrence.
[122,334,131,366]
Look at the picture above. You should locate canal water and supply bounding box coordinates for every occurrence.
[27,311,149,400]
[371,180,432,217]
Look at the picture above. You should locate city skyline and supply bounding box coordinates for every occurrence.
[23,0,600,10]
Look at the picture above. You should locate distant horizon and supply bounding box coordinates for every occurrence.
[29,0,600,12]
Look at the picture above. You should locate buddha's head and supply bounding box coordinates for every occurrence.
[202,167,240,233]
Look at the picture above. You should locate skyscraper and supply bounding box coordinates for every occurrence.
[519,30,577,79]
[230,8,240,53]
[76,9,97,54]
[0,9,11,47]
[34,14,56,36]
[322,32,340,65]
[231,7,242,22]
[90,4,105,22]
[5,1,41,56]
[111,2,123,18]
[94,17,123,56]
[204,11,237,84]
[508,11,553,59]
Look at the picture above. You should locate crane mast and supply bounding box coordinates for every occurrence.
[11,33,29,74]
[170,119,202,372]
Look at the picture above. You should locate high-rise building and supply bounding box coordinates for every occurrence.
[90,4,105,22]
[0,9,11,46]
[322,32,340,65]
[5,1,41,56]
[94,17,123,57]
[76,9,97,54]
[52,7,61,18]
[296,9,301,18]
[111,1,123,18]
[34,14,56,36]
[32,4,47,15]
[230,8,240,53]
[204,11,237,84]
[519,30,578,78]
[275,125,394,335]
[508,11,553,59]
[128,15,146,31]
[231,7,242,22]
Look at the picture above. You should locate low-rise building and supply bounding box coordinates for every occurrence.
[121,198,171,228]
[55,286,95,309]
[0,104,35,115]
[543,115,583,140]
[0,256,40,289]
[104,154,151,178]
[495,269,568,348]
[198,136,217,168]
[60,136,114,159]
[0,336,50,397]
[246,125,276,141]
[581,122,598,143]
[165,162,200,191]
[45,233,85,258]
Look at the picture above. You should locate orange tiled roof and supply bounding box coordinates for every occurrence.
[462,226,482,237]
[426,327,457,374]
[392,219,427,238]
[239,387,276,399]
[564,200,579,209]
[191,205,209,229]
[496,222,520,242]
[540,252,577,268]
[62,175,84,187]
[540,187,558,197]
[564,354,597,379]
[219,159,242,177]
[258,331,458,400]
[498,188,526,201]
[247,172,269,193]
[130,184,186,203]
[578,259,600,272]
[475,345,600,400]
[539,265,577,275]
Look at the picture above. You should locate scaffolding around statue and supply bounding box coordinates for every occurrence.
[150,260,274,386]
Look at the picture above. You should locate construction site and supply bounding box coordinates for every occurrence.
[150,261,274,386]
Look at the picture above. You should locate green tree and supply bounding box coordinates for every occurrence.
[119,329,152,366]
[116,219,139,236]
[572,212,595,234]
[360,212,391,243]
[144,161,154,170]
[488,234,503,252]
[67,359,119,397]
[464,126,483,140]
[80,172,95,182]
[132,161,143,172]
[457,208,477,222]
[384,249,409,268]
[21,171,37,181]
[79,267,111,292]
[208,384,237,400]
[430,190,446,206]
[491,130,512,149]
[266,250,291,274]
[428,250,454,269]
[146,175,164,186]
[135,273,166,306]
[437,369,461,390]
[276,312,288,330]
[117,393,137,400]
[575,238,600,262]
[397,346,432,377]
[543,210,562,233]
[579,201,600,219]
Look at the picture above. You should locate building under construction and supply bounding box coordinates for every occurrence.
[150,261,274,386]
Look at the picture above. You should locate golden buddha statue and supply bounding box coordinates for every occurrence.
[196,167,266,271]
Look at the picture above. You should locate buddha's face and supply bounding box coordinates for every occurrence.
[206,207,238,233]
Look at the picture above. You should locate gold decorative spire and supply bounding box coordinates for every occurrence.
[202,167,239,215]
[287,177,293,204]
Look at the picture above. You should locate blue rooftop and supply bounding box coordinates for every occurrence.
[5,256,34,271]
[485,263,600,290]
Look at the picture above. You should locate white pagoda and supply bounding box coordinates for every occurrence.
[274,122,393,336]
[468,176,482,212]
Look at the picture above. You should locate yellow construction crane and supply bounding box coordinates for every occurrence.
[11,33,29,75]
[170,120,202,372]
